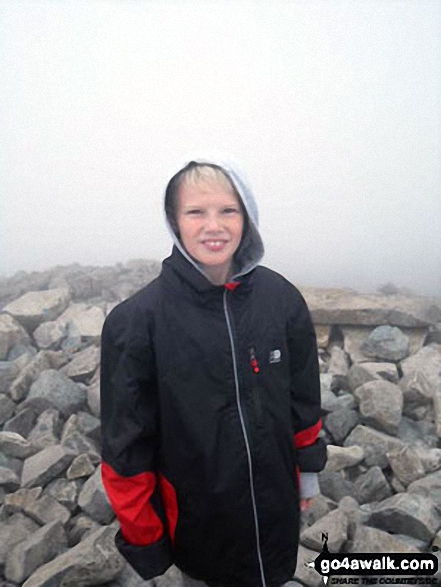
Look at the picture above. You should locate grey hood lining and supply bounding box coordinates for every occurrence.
[163,158,264,284]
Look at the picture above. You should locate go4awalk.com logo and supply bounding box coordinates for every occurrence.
[305,534,438,585]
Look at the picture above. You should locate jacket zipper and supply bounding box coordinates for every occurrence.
[223,289,267,587]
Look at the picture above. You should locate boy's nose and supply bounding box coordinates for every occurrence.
[205,214,222,231]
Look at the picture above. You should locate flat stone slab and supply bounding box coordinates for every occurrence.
[3,487,71,526]
[3,288,71,331]
[301,288,441,327]
[21,444,75,488]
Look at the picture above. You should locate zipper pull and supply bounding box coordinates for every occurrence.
[249,347,260,374]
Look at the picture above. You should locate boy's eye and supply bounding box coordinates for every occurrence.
[187,209,202,215]
[223,208,239,214]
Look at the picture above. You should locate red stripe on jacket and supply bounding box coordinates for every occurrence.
[294,419,322,448]
[101,461,163,546]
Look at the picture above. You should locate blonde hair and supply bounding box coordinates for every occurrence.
[165,162,245,234]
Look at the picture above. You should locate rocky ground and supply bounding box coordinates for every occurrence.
[0,260,441,586]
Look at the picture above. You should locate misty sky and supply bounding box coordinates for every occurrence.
[1,0,440,296]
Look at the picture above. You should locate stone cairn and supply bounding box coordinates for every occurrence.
[0,262,441,587]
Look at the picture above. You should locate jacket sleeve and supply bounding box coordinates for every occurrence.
[287,290,327,476]
[100,302,173,580]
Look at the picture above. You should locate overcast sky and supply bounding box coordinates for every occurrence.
[1,0,440,296]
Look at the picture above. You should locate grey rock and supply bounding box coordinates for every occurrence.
[3,406,38,436]
[8,342,38,361]
[401,344,441,388]
[3,487,71,526]
[59,345,100,382]
[348,362,399,391]
[294,544,323,587]
[0,453,23,477]
[86,380,100,418]
[353,466,392,504]
[343,326,376,364]
[33,320,67,350]
[3,288,71,330]
[115,563,156,586]
[349,524,420,553]
[77,466,114,524]
[408,470,441,512]
[22,525,124,587]
[61,430,100,462]
[318,471,355,502]
[0,360,20,394]
[21,445,75,488]
[26,369,86,417]
[367,492,441,542]
[67,306,105,345]
[44,478,82,512]
[320,374,340,412]
[0,393,15,425]
[398,416,438,446]
[27,408,62,450]
[300,508,349,552]
[360,325,409,361]
[427,322,441,345]
[300,494,337,529]
[324,408,359,443]
[0,431,39,458]
[413,444,441,473]
[325,445,364,472]
[354,380,403,435]
[302,289,441,327]
[327,346,350,390]
[0,313,30,360]
[61,411,101,444]
[0,512,40,565]
[344,424,404,468]
[66,453,95,480]
[434,376,441,438]
[9,351,52,401]
[386,445,425,487]
[0,466,21,492]
[399,369,433,404]
[67,513,101,547]
[5,520,67,584]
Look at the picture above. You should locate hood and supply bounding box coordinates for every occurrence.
[163,156,265,283]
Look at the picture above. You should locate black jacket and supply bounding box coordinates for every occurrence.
[100,246,326,587]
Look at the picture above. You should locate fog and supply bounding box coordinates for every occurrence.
[1,0,440,296]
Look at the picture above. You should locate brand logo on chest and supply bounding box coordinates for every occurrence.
[269,349,282,363]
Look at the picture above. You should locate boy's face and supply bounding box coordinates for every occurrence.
[176,181,244,275]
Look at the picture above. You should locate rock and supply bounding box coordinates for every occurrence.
[413,445,441,473]
[77,466,114,524]
[3,487,71,526]
[26,369,86,417]
[354,380,403,435]
[320,374,340,412]
[27,408,62,450]
[59,345,100,382]
[325,445,364,472]
[408,470,441,512]
[61,411,101,444]
[21,445,75,488]
[44,478,81,512]
[314,325,330,349]
[3,288,71,331]
[5,520,67,584]
[399,369,433,404]
[434,377,441,438]
[398,416,438,446]
[22,525,124,587]
[86,379,100,418]
[9,351,53,401]
[360,325,409,362]
[367,492,441,542]
[327,346,350,390]
[427,323,441,345]
[401,344,441,388]
[67,514,101,547]
[300,494,337,529]
[3,407,38,436]
[353,466,392,504]
[0,313,30,360]
[66,453,95,480]
[67,306,105,344]
[0,512,40,566]
[318,471,355,502]
[348,362,399,391]
[33,320,66,350]
[324,408,359,443]
[386,445,425,487]
[0,394,15,426]
[344,424,404,468]
[294,544,323,587]
[349,525,420,553]
[301,288,441,327]
[61,430,100,462]
[300,508,349,552]
[0,360,20,394]
[8,342,38,361]
[0,466,21,492]
[0,431,39,459]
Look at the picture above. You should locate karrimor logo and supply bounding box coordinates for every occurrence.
[269,349,281,363]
